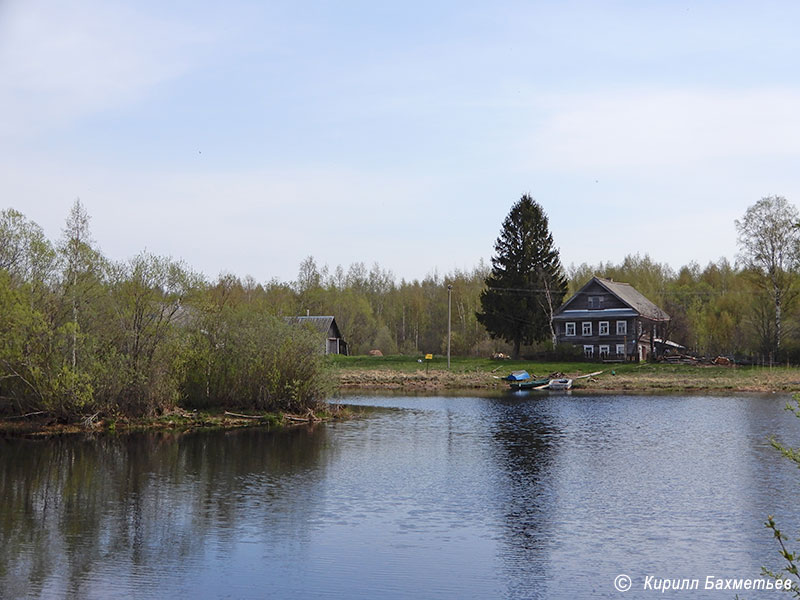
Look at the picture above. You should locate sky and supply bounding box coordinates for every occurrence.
[2,0,800,284]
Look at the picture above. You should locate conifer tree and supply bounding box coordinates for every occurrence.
[476,194,567,359]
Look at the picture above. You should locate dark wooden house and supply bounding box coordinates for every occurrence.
[286,316,348,355]
[552,277,670,361]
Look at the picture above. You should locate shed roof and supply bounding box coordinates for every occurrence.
[285,315,343,338]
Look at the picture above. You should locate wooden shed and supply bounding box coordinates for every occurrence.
[286,316,348,355]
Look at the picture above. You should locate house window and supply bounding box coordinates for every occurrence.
[599,321,609,336]
[588,295,605,309]
[583,345,594,358]
[616,320,627,335]
[599,345,610,358]
[566,322,576,336]
[582,322,592,336]
[616,344,625,356]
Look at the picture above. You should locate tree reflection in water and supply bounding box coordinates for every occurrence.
[0,426,329,598]
[486,396,564,599]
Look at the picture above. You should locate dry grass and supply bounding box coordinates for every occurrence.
[338,369,496,391]
[336,360,800,394]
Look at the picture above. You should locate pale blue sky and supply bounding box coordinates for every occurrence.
[2,1,800,282]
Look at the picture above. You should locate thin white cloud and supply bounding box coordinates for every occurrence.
[0,158,449,281]
[0,1,213,137]
[528,88,800,170]
[3,2,799,282]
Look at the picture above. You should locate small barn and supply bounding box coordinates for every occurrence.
[286,316,348,355]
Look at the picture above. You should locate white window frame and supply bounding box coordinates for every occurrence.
[582,322,592,336]
[583,345,594,358]
[599,321,609,336]
[565,322,576,336]
[588,295,604,309]
[616,320,627,335]
[616,344,625,356]
[599,345,610,358]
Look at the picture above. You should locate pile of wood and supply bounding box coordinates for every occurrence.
[661,354,735,366]
[662,354,699,364]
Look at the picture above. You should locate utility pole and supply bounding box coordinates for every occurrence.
[447,284,453,369]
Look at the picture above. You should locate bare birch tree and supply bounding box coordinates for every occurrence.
[735,195,800,359]
[59,199,97,371]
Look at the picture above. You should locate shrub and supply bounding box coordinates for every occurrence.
[179,308,333,413]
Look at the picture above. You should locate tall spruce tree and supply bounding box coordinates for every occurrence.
[476,194,567,359]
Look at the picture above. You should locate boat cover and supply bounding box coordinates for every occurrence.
[505,370,531,381]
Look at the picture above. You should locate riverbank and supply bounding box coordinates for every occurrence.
[6,358,799,437]
[332,355,800,393]
[0,405,347,439]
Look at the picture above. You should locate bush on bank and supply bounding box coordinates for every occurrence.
[179,307,332,414]
[0,206,332,421]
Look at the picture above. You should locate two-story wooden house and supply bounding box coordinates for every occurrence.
[552,277,670,361]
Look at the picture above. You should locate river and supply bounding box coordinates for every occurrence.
[2,392,799,598]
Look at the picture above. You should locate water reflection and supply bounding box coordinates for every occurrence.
[485,397,563,599]
[0,426,329,599]
[2,393,800,599]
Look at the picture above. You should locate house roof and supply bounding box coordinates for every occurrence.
[285,316,343,339]
[557,277,670,321]
[552,308,639,321]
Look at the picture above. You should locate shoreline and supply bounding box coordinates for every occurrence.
[0,406,346,439]
[5,362,799,437]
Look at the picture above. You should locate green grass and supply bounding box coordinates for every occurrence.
[328,354,629,376]
[328,354,800,392]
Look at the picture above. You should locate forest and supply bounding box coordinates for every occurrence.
[1,197,799,420]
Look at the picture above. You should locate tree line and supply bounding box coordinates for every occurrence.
[2,195,799,419]
[292,194,800,365]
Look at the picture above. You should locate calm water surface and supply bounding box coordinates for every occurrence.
[2,392,800,599]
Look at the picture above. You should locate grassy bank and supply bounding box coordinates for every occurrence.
[9,357,799,436]
[330,355,800,393]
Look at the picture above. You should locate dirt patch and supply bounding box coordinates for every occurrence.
[338,369,504,391]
